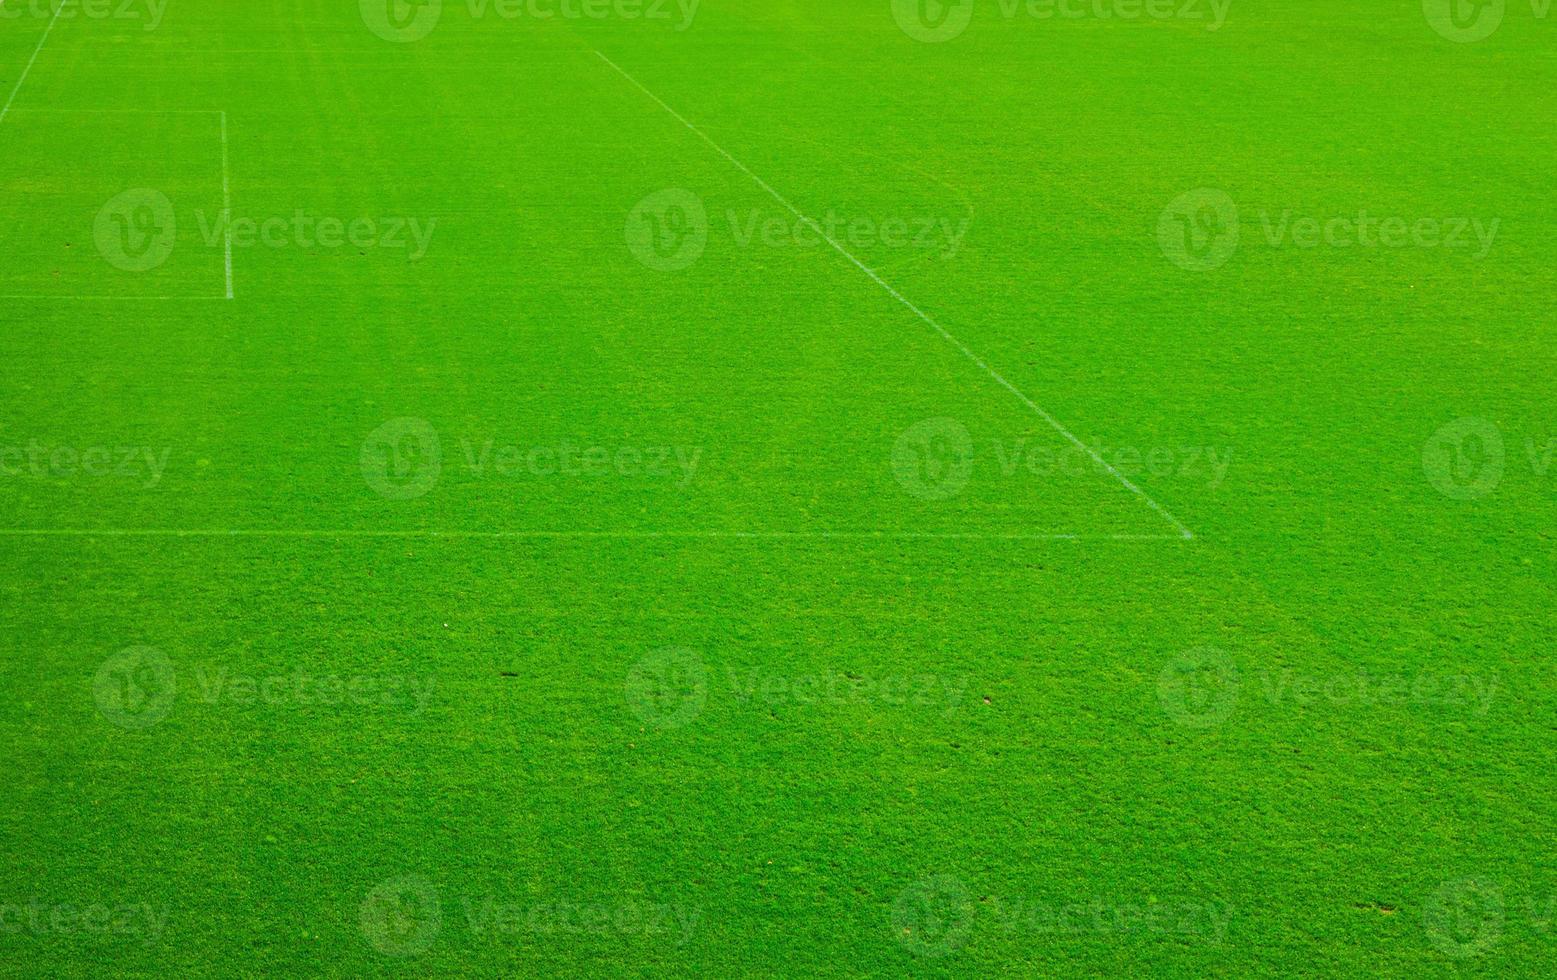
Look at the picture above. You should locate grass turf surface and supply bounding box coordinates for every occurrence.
[2,0,1555,974]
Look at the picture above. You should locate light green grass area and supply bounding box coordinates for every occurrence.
[1,0,1554,974]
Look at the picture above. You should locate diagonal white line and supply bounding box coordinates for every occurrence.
[0,0,65,127]
[592,50,1194,541]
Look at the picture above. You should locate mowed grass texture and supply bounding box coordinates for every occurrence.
[1,0,1554,975]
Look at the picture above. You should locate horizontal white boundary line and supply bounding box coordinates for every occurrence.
[0,295,230,301]
[3,108,225,115]
[592,48,1195,542]
[0,528,1188,542]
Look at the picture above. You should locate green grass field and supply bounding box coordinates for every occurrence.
[2,0,1555,974]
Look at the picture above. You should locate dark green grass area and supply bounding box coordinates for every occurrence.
[2,1,1555,975]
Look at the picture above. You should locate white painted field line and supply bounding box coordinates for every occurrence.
[0,0,64,128]
[219,110,233,300]
[592,50,1195,542]
[5,108,225,115]
[0,528,1187,542]
[0,294,231,301]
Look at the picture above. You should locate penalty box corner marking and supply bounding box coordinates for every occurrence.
[589,48,1194,541]
[1,108,232,301]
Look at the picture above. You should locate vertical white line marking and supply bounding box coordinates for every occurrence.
[219,110,233,299]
